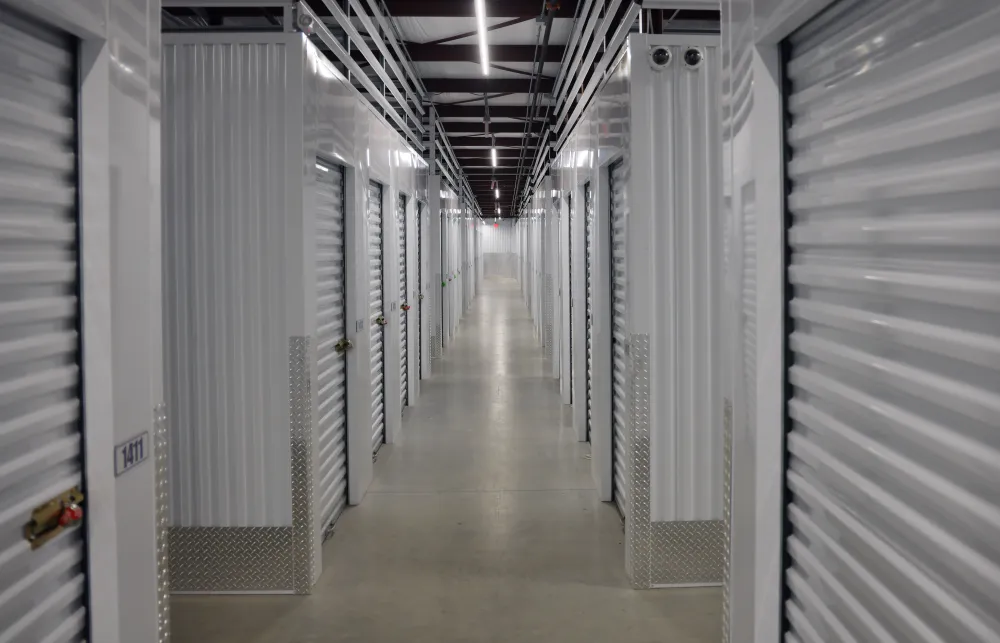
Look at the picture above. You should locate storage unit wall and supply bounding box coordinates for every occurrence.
[723,1,1000,641]
[553,33,724,588]
[482,220,519,279]
[162,31,426,594]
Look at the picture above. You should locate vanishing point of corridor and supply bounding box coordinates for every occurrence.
[172,278,720,643]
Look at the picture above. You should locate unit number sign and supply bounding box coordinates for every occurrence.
[115,432,150,477]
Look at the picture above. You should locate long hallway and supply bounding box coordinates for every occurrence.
[173,278,720,643]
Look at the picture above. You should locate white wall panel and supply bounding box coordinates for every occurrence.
[482,220,518,278]
[550,34,724,587]
[629,37,724,522]
[163,38,293,527]
[162,33,426,593]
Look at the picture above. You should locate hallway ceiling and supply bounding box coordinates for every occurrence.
[161,1,719,218]
[388,0,577,217]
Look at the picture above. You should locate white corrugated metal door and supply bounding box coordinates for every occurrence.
[368,181,385,455]
[783,3,1000,642]
[398,194,407,409]
[609,162,628,519]
[0,10,87,641]
[417,201,423,379]
[315,161,348,535]
[568,193,573,405]
[584,183,594,443]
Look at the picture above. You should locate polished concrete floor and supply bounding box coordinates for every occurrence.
[172,277,720,643]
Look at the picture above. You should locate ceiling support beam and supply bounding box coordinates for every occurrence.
[435,105,549,120]
[424,77,554,94]
[405,43,565,63]
[445,137,539,148]
[382,0,577,17]
[444,122,543,134]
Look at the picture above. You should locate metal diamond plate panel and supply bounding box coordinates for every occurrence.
[649,520,726,586]
[722,398,733,640]
[168,527,294,592]
[154,404,171,641]
[626,334,724,587]
[626,333,650,588]
[289,336,317,593]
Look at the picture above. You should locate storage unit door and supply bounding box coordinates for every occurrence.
[584,183,594,443]
[369,181,385,454]
[609,162,628,519]
[417,202,423,379]
[398,194,407,409]
[782,3,1000,642]
[568,194,573,404]
[315,161,348,533]
[0,12,88,642]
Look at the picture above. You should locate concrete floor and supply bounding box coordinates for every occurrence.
[172,277,720,643]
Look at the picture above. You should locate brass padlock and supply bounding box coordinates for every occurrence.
[334,338,354,354]
[25,487,85,550]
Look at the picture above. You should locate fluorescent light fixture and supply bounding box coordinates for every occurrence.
[491,147,497,167]
[316,164,329,172]
[475,0,489,75]
[495,188,499,199]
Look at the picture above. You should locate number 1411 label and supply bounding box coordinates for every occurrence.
[115,432,149,477]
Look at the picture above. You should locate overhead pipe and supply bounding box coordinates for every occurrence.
[317,0,424,133]
[364,0,428,104]
[555,1,638,150]
[298,2,424,149]
[512,1,555,216]
[551,0,595,98]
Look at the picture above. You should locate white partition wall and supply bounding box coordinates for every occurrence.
[162,32,425,594]
[482,221,518,278]
[550,33,724,588]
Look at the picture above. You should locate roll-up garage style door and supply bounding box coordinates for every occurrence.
[368,181,385,455]
[397,194,408,409]
[0,11,88,642]
[584,183,594,443]
[315,161,348,534]
[782,3,1000,642]
[609,161,628,519]
[567,194,573,405]
[417,202,423,379]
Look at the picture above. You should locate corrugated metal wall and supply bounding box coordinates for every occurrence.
[638,40,724,523]
[163,40,293,527]
[481,220,518,278]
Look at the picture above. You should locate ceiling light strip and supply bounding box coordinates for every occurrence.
[475,0,490,75]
